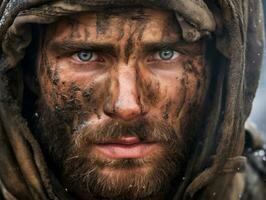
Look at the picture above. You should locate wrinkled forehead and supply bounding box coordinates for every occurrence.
[45,7,181,43]
[67,7,176,28]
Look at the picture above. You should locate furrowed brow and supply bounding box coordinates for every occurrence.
[48,41,116,54]
[143,41,185,51]
[143,40,204,55]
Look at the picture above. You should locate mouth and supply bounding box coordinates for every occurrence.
[94,136,159,159]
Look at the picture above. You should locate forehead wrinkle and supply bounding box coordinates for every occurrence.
[96,12,111,35]
[142,22,181,43]
[117,21,145,63]
[45,8,180,56]
[123,35,134,64]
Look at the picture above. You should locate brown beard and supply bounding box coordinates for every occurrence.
[33,96,192,200]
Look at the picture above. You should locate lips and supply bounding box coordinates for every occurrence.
[94,136,159,159]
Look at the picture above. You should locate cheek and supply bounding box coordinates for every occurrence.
[39,64,110,129]
[38,54,61,109]
[159,56,208,121]
[182,57,208,105]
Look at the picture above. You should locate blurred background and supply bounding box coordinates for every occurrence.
[248,2,266,137]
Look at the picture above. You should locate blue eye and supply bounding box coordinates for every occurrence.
[154,49,179,61]
[73,51,98,62]
[159,49,174,60]
[77,52,92,61]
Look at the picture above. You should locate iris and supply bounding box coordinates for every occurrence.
[76,51,93,61]
[159,49,174,60]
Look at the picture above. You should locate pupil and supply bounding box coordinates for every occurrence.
[159,50,173,60]
[78,52,92,61]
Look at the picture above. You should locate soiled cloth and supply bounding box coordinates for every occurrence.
[0,0,265,199]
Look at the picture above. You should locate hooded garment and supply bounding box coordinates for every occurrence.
[0,0,265,200]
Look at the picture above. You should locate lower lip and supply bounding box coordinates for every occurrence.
[94,143,159,159]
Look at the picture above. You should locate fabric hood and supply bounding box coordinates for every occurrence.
[0,0,264,199]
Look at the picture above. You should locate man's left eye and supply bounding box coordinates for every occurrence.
[154,49,180,61]
[72,51,98,62]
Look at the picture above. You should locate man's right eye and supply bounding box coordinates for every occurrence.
[72,51,99,62]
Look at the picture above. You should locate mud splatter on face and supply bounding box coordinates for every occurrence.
[82,86,94,103]
[162,101,172,120]
[124,37,133,63]
[96,13,110,35]
[138,77,161,106]
[34,7,210,200]
[67,18,82,39]
[162,13,179,40]
[183,59,202,78]
[52,69,60,85]
[175,77,187,118]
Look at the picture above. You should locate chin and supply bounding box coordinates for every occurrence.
[63,151,180,200]
[74,162,168,200]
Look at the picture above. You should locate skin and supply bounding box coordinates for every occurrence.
[34,8,210,200]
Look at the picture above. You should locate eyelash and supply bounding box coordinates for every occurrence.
[69,48,181,64]
[72,51,104,63]
[153,49,180,61]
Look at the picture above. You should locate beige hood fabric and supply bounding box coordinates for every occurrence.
[0,0,265,199]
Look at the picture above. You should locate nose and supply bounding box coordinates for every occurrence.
[104,67,142,121]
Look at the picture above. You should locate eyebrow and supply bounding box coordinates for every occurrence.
[48,40,190,55]
[143,41,185,51]
[48,41,116,55]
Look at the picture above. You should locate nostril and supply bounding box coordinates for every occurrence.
[103,96,146,121]
[103,108,116,117]
[103,99,116,116]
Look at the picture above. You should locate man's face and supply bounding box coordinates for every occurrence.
[35,8,209,200]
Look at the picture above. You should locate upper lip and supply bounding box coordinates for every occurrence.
[96,136,145,145]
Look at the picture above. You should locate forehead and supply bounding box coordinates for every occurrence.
[45,8,180,43]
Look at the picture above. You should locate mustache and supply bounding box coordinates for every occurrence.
[72,119,182,148]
